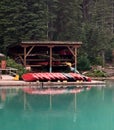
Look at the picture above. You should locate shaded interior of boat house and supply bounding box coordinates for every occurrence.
[8,41,82,72]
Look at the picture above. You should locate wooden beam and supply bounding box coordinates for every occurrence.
[21,41,82,47]
[24,47,26,66]
[49,46,53,72]
[26,46,35,57]
[18,55,24,65]
[67,46,75,56]
[74,48,77,72]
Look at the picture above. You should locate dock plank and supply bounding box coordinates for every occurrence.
[1,75,14,80]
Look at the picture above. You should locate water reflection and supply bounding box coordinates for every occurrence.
[0,89,6,109]
[22,87,88,111]
[1,85,112,130]
[0,88,19,109]
[0,86,91,110]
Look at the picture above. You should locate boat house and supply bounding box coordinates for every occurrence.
[8,41,82,72]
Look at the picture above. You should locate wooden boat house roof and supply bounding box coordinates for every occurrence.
[20,41,82,47]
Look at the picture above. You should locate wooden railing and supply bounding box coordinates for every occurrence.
[0,67,18,76]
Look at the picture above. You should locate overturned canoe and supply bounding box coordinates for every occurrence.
[22,72,91,82]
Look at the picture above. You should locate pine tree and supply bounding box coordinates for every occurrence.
[0,0,48,52]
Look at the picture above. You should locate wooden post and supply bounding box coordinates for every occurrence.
[24,47,27,67]
[74,47,77,73]
[49,46,53,72]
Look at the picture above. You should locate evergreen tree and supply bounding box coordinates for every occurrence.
[0,0,48,52]
[58,0,82,41]
[0,0,114,66]
[79,0,113,65]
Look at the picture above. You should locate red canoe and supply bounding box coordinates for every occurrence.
[22,73,37,82]
[69,73,84,80]
[22,72,91,82]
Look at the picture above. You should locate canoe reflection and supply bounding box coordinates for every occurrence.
[22,87,91,95]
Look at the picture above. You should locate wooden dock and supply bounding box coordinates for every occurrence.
[0,75,106,88]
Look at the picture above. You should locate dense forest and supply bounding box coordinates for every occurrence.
[0,0,114,68]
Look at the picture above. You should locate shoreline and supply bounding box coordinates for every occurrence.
[91,76,114,80]
[0,80,105,88]
[0,75,108,88]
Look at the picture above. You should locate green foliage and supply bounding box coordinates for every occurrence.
[77,55,91,71]
[0,0,48,52]
[54,0,82,41]
[0,0,114,67]
[105,49,113,63]
[86,69,106,77]
[6,57,27,78]
[94,56,103,65]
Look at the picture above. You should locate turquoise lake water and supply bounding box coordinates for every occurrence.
[0,81,114,130]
